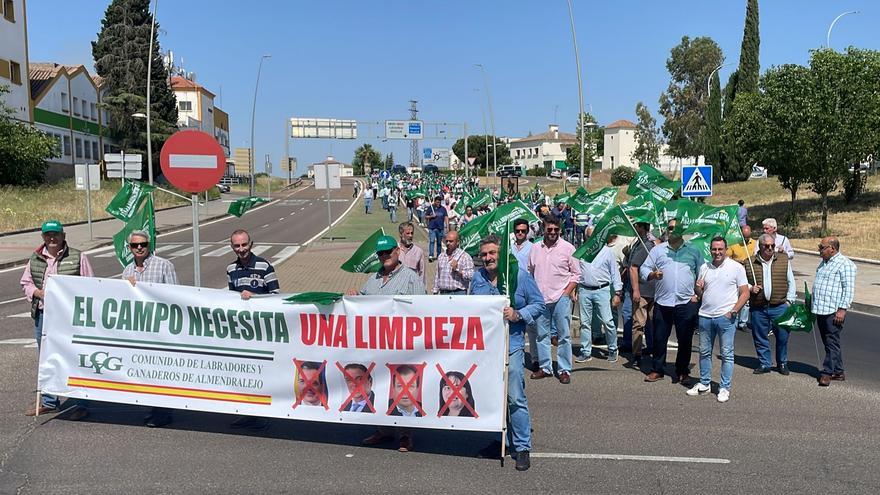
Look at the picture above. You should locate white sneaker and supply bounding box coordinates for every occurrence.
[686,383,710,396]
[717,388,730,403]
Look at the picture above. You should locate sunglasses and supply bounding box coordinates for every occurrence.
[514,228,528,233]
[376,249,394,257]
[761,244,775,249]
[545,227,560,233]
[818,244,829,251]
[129,242,150,249]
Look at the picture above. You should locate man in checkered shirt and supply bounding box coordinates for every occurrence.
[811,236,856,387]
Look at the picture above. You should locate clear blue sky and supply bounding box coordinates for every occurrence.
[26,1,879,176]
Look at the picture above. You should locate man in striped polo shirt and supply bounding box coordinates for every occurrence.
[226,229,280,430]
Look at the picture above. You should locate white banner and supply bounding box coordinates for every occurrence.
[39,277,508,432]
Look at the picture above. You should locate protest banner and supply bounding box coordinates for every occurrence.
[39,276,508,432]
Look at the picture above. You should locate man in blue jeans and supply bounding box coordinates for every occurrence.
[746,234,797,375]
[471,234,544,471]
[575,242,623,363]
[424,196,448,262]
[689,237,749,403]
[528,215,580,384]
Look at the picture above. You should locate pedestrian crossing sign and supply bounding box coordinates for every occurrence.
[681,165,713,197]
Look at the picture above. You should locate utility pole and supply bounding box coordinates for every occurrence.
[409,100,419,170]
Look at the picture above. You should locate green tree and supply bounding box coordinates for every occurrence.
[631,103,662,166]
[351,144,382,175]
[705,72,723,171]
[0,85,58,185]
[383,152,394,170]
[452,135,511,172]
[735,0,761,96]
[659,36,724,164]
[565,112,604,169]
[92,0,178,178]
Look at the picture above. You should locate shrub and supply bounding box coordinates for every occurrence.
[610,166,637,186]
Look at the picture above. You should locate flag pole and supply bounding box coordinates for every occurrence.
[737,227,758,282]
[619,207,651,256]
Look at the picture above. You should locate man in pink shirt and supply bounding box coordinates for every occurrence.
[527,215,580,384]
[397,222,426,284]
[20,220,94,418]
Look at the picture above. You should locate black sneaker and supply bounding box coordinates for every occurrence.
[778,363,790,376]
[753,366,771,375]
[515,450,531,471]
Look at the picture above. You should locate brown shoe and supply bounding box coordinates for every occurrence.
[818,374,831,386]
[831,373,846,381]
[530,369,552,380]
[644,372,663,382]
[677,374,690,384]
[558,372,571,384]
[550,336,559,346]
[67,407,90,422]
[398,435,413,452]
[25,405,58,417]
[362,432,394,446]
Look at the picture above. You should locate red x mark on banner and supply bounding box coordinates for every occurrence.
[336,361,376,413]
[292,359,329,410]
[386,362,427,417]
[436,363,479,418]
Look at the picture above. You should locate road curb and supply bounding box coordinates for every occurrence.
[792,248,880,266]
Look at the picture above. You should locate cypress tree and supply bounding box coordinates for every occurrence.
[705,72,723,172]
[92,0,177,175]
[735,0,760,95]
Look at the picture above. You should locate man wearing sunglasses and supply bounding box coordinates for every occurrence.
[512,218,539,369]
[122,230,179,427]
[527,215,580,384]
[746,234,796,376]
[755,218,794,259]
[812,237,856,387]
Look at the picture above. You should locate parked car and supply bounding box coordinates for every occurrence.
[566,173,583,183]
[217,184,231,193]
[549,169,562,178]
[848,163,869,173]
[748,165,768,180]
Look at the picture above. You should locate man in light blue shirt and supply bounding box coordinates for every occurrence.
[511,218,537,367]
[812,236,856,386]
[640,219,704,383]
[575,244,623,363]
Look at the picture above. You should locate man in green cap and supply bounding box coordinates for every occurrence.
[346,234,426,452]
[348,235,427,297]
[20,220,94,418]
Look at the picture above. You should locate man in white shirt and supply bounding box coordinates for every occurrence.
[754,218,794,259]
[689,236,749,403]
[574,244,623,363]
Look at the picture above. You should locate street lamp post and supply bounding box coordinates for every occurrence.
[827,10,860,50]
[475,64,497,189]
[565,0,587,189]
[707,63,733,98]
[145,0,159,184]
[249,54,271,197]
[585,121,597,183]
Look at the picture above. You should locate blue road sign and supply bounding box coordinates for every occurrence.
[379,170,390,180]
[408,122,422,135]
[681,165,713,197]
[423,148,433,159]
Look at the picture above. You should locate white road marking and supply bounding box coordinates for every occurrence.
[271,246,300,264]
[156,244,183,253]
[204,245,232,257]
[302,181,360,246]
[8,312,31,318]
[0,338,37,348]
[170,245,212,258]
[250,245,271,256]
[0,297,26,306]
[261,224,270,228]
[278,217,285,221]
[530,453,731,464]
[289,212,296,216]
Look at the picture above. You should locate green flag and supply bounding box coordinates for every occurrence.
[553,192,572,205]
[568,187,618,217]
[458,211,498,256]
[113,195,156,268]
[663,201,739,261]
[573,205,636,262]
[228,196,269,217]
[627,163,680,202]
[284,292,344,306]
[496,221,518,306]
[774,283,815,332]
[340,228,385,273]
[105,180,154,222]
[458,200,539,256]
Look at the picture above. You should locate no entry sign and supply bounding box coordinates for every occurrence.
[160,130,226,193]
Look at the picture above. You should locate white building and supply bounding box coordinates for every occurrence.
[171,75,215,132]
[508,124,576,171]
[308,156,353,178]
[0,0,31,123]
[602,118,704,172]
[29,63,113,179]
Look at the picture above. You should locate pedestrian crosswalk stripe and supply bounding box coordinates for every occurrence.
[271,245,300,264]
[204,245,231,257]
[170,245,212,258]
[250,245,271,256]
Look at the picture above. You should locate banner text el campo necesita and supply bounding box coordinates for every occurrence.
[40,276,508,432]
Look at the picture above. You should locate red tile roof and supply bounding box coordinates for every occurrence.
[170,75,215,97]
[606,119,637,129]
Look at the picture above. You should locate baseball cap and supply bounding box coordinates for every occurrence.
[375,235,398,252]
[41,220,64,234]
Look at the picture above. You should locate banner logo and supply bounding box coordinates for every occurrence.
[78,351,123,374]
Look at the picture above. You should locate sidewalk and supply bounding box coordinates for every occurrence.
[0,195,236,269]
